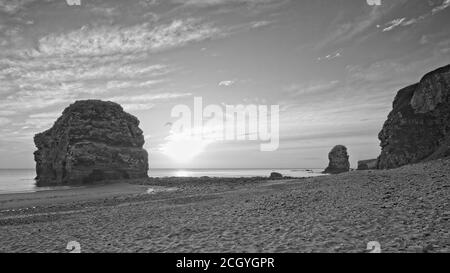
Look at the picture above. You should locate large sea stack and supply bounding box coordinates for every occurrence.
[377,64,450,169]
[323,145,350,174]
[34,100,149,186]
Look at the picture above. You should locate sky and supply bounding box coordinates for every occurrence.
[0,0,449,169]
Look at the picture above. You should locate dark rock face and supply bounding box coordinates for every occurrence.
[269,172,283,179]
[357,159,378,170]
[323,145,350,174]
[34,100,149,186]
[377,64,450,169]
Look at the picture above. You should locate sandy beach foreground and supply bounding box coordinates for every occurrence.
[0,159,448,253]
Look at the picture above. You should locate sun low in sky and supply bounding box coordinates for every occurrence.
[161,128,214,163]
[0,0,449,169]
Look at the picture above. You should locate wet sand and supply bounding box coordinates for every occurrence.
[0,158,448,253]
[0,182,150,210]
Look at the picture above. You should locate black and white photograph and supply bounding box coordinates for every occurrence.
[0,0,449,258]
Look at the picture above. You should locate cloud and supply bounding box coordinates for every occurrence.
[250,20,274,28]
[108,92,192,103]
[0,0,37,14]
[88,5,119,17]
[22,117,57,130]
[0,78,183,115]
[0,5,259,122]
[432,0,450,14]
[317,51,341,61]
[107,92,193,111]
[315,7,382,50]
[380,0,450,32]
[401,17,420,26]
[0,0,285,119]
[0,37,176,115]
[314,1,414,51]
[172,0,278,7]
[30,19,220,57]
[382,17,406,32]
[28,112,61,119]
[380,15,429,32]
[167,0,288,18]
[66,0,81,6]
[0,94,72,113]
[285,81,340,97]
[105,79,167,90]
[2,59,169,83]
[0,57,172,105]
[366,0,381,6]
[218,80,235,87]
[0,110,18,116]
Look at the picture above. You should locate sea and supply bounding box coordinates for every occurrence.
[0,168,324,194]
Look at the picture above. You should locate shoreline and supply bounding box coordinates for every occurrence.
[0,168,325,195]
[0,182,150,211]
[0,176,302,211]
[0,158,448,252]
[0,175,302,194]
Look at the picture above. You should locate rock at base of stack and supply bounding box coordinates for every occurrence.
[323,145,350,174]
[269,172,283,179]
[34,100,149,186]
[357,159,378,170]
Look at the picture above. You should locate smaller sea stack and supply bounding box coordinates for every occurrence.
[323,145,350,174]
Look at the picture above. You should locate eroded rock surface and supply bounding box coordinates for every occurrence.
[34,100,149,186]
[377,64,450,169]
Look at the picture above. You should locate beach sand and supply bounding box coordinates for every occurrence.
[0,158,448,253]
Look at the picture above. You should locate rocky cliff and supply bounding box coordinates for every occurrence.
[34,100,149,186]
[377,64,450,169]
[323,145,350,174]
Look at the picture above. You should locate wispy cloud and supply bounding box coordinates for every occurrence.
[380,0,450,32]
[382,17,406,32]
[107,92,192,111]
[29,19,219,57]
[0,52,174,113]
[285,81,340,97]
[28,111,61,119]
[432,0,450,14]
[381,16,426,31]
[66,0,81,6]
[108,92,192,103]
[0,16,218,118]
[315,6,383,50]
[250,20,274,28]
[172,0,280,7]
[0,0,38,14]
[317,51,341,61]
[218,80,235,87]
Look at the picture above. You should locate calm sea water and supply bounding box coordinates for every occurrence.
[0,168,324,194]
